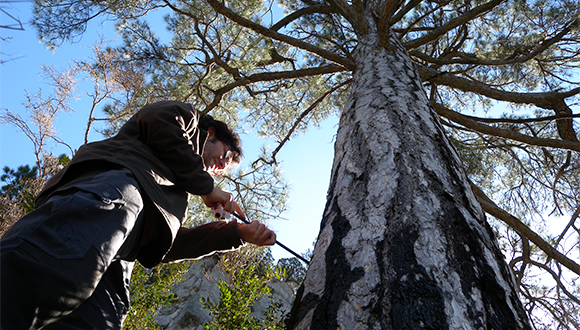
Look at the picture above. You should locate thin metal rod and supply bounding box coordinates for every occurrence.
[232,212,310,264]
[274,240,311,265]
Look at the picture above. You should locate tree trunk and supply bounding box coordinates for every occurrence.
[287,33,532,330]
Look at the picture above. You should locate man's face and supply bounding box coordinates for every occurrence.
[202,134,233,175]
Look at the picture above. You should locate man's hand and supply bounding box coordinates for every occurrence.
[201,186,274,246]
[201,186,245,219]
[238,221,276,246]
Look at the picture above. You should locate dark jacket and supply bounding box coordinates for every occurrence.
[37,101,243,267]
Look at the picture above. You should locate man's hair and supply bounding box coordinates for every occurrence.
[198,114,242,164]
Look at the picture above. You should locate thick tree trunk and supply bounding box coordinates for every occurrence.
[287,33,532,330]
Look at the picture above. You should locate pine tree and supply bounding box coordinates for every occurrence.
[29,0,580,328]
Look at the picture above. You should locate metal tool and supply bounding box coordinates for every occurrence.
[213,206,310,264]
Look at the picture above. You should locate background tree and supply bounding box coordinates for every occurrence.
[0,3,25,64]
[28,0,580,328]
[276,257,308,293]
[1,164,39,198]
[0,156,68,234]
[0,164,40,235]
[0,62,77,234]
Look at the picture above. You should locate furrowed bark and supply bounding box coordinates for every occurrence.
[287,32,532,330]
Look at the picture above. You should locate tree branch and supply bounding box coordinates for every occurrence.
[204,0,354,70]
[394,0,453,40]
[0,7,24,31]
[446,112,580,125]
[409,20,577,66]
[267,78,351,163]
[324,0,359,32]
[471,183,580,276]
[554,205,580,249]
[433,102,580,153]
[525,258,580,304]
[418,64,580,108]
[375,0,404,47]
[202,65,348,114]
[271,5,337,31]
[390,0,423,26]
[352,0,368,35]
[403,0,506,50]
[193,20,242,80]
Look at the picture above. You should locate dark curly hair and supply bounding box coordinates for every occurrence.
[198,114,242,164]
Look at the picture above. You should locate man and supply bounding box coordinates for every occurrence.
[0,100,276,329]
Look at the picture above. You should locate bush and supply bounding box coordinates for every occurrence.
[123,261,191,329]
[201,261,286,330]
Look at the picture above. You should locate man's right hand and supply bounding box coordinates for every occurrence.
[201,186,246,219]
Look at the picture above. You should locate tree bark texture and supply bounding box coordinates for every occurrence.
[287,33,532,330]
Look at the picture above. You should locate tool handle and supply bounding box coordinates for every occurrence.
[212,205,231,219]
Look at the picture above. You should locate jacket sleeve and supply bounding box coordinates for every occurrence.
[136,100,214,195]
[162,220,245,262]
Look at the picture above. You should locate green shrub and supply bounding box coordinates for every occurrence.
[201,262,286,330]
[123,261,191,329]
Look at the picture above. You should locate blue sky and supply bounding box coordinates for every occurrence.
[0,2,338,261]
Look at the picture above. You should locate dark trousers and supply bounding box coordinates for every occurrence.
[1,168,145,329]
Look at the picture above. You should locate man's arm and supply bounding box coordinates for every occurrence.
[162,220,243,262]
[162,219,276,262]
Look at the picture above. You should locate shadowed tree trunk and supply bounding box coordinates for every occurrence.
[287,32,532,330]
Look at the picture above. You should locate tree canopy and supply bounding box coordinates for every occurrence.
[25,0,580,328]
